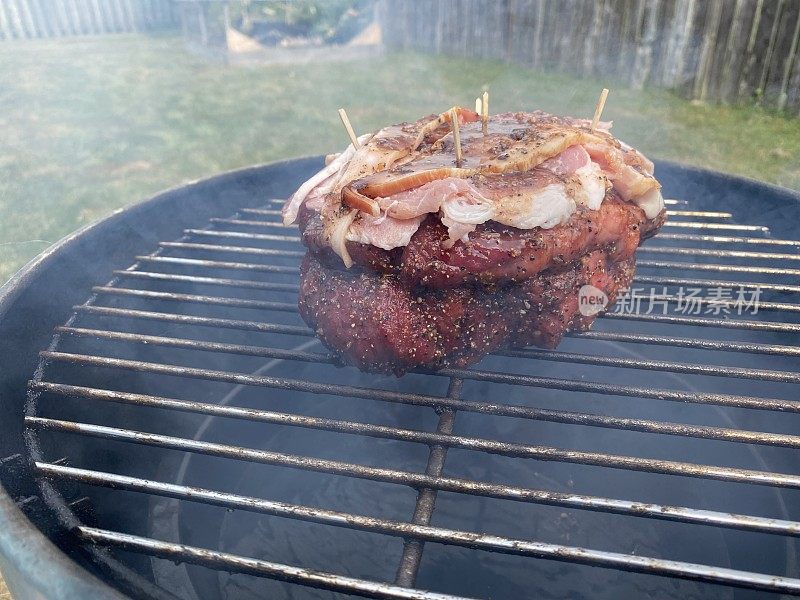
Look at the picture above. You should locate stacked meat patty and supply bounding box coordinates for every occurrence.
[282,108,666,375]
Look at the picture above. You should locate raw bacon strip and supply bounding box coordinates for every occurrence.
[378,179,471,219]
[493,183,575,230]
[342,185,380,216]
[347,213,425,251]
[583,142,663,218]
[323,206,359,268]
[365,169,577,247]
[539,144,591,175]
[358,167,474,198]
[539,144,611,212]
[480,126,604,174]
[286,109,665,267]
[584,143,658,197]
[282,142,360,225]
[439,216,478,248]
[634,187,666,219]
[351,122,605,202]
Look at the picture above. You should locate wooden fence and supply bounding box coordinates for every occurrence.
[0,0,179,39]
[380,0,800,113]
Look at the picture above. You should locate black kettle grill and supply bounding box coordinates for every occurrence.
[1,157,800,599]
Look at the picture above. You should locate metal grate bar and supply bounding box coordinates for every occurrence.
[604,311,800,333]
[188,229,795,250]
[78,525,800,596]
[79,287,798,356]
[665,210,731,218]
[127,251,800,298]
[73,305,311,336]
[91,287,298,312]
[133,256,300,274]
[652,233,800,246]
[173,238,800,263]
[30,379,800,490]
[210,218,294,229]
[76,302,800,336]
[661,222,769,232]
[57,327,325,362]
[30,433,800,539]
[25,416,800,509]
[638,294,798,314]
[61,304,800,401]
[120,270,800,300]
[235,216,772,240]
[76,527,468,600]
[570,330,800,357]
[58,324,800,389]
[441,363,800,413]
[240,208,283,216]
[31,457,800,539]
[184,226,800,276]
[167,236,800,280]
[500,347,800,384]
[88,287,800,357]
[27,464,800,595]
[636,259,800,276]
[395,379,461,587]
[159,242,304,258]
[639,246,800,261]
[56,350,800,458]
[26,454,789,577]
[52,322,800,413]
[662,199,686,205]
[133,250,800,287]
[112,271,301,292]
[33,376,800,467]
[87,329,787,411]
[184,229,302,243]
[633,275,800,294]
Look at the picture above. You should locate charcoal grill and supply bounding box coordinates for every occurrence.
[1,157,800,599]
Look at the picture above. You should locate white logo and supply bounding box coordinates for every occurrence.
[578,284,608,316]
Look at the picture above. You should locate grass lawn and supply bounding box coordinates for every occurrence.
[2,33,800,284]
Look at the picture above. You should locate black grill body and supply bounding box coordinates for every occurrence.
[0,157,799,599]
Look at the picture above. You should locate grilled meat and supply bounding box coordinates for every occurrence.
[299,250,636,375]
[284,108,666,375]
[301,194,662,289]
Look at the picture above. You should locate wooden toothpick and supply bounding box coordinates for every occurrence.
[591,88,609,132]
[338,108,360,149]
[481,90,489,134]
[449,107,463,166]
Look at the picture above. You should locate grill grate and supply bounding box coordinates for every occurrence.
[23,193,800,599]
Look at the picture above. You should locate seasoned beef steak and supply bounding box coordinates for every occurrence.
[300,195,662,288]
[299,250,635,375]
[398,196,657,288]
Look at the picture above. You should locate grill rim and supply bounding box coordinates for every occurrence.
[0,156,323,600]
[2,155,800,600]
